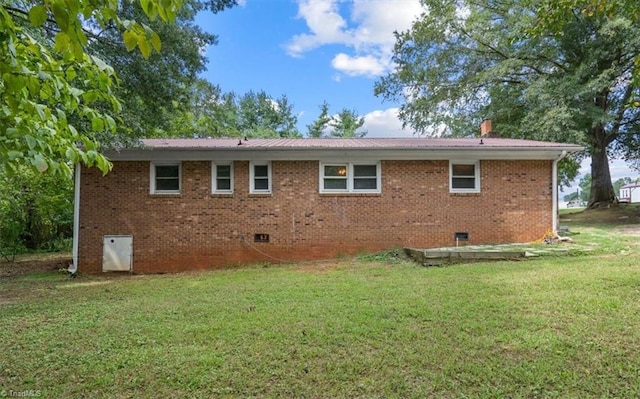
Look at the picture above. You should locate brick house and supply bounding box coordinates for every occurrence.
[71,132,582,273]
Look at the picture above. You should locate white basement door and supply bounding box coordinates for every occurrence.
[103,235,133,272]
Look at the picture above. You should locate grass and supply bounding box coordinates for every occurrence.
[1,207,639,398]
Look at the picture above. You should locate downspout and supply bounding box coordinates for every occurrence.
[69,163,81,275]
[552,151,568,235]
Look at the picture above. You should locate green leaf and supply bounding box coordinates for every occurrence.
[65,147,77,162]
[66,67,77,81]
[32,155,48,173]
[51,2,70,32]
[138,35,152,58]
[92,117,104,131]
[83,90,98,102]
[60,162,72,176]
[54,32,71,53]
[7,151,22,160]
[29,5,48,27]
[7,37,16,59]
[123,30,138,51]
[25,136,37,150]
[96,155,112,175]
[91,55,109,72]
[27,77,40,96]
[151,32,162,52]
[35,104,47,120]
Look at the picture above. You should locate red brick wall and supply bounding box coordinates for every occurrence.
[78,159,553,273]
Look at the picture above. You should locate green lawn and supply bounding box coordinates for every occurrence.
[1,211,639,398]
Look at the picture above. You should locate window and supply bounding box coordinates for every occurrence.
[250,161,271,193]
[212,162,233,194]
[323,164,348,191]
[450,161,480,193]
[151,162,181,194]
[320,162,381,193]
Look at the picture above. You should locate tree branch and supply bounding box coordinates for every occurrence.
[608,83,635,145]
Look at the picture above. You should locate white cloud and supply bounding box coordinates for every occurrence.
[286,0,423,77]
[286,0,350,57]
[362,108,413,138]
[331,53,387,77]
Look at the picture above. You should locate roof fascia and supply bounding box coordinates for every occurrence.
[104,147,582,162]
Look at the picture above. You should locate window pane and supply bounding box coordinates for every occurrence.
[216,165,231,178]
[254,164,268,177]
[324,179,347,190]
[354,178,377,190]
[452,164,475,177]
[452,177,476,189]
[324,165,347,177]
[354,164,377,177]
[216,179,231,190]
[156,178,179,191]
[156,165,179,178]
[254,178,269,190]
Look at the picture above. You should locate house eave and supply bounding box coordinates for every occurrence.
[104,146,583,162]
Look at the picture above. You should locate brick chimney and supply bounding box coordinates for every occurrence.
[480,119,492,136]
[480,119,500,138]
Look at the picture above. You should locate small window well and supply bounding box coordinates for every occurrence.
[254,234,270,243]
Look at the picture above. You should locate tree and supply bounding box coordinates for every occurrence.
[88,0,235,140]
[307,101,331,138]
[330,108,367,138]
[167,87,303,139]
[1,0,236,176]
[168,80,241,138]
[237,91,300,138]
[1,0,177,176]
[374,0,640,208]
[528,0,640,91]
[563,173,591,203]
[0,165,73,260]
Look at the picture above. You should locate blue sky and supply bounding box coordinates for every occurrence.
[194,0,638,195]
[195,0,422,138]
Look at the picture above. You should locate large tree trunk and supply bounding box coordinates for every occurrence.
[588,129,616,208]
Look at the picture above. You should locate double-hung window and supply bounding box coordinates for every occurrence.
[322,164,348,191]
[212,162,233,194]
[320,162,381,193]
[250,161,271,194]
[450,161,480,193]
[151,162,181,194]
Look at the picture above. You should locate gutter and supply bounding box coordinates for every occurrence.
[69,163,81,275]
[552,150,568,235]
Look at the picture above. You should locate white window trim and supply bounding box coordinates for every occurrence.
[320,162,381,194]
[150,161,182,194]
[250,161,272,194]
[320,163,349,193]
[449,160,480,193]
[211,162,234,194]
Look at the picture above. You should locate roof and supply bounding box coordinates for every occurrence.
[141,137,580,150]
[106,137,583,162]
[621,182,640,189]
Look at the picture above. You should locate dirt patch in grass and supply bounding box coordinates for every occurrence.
[0,252,71,278]
[618,225,640,236]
